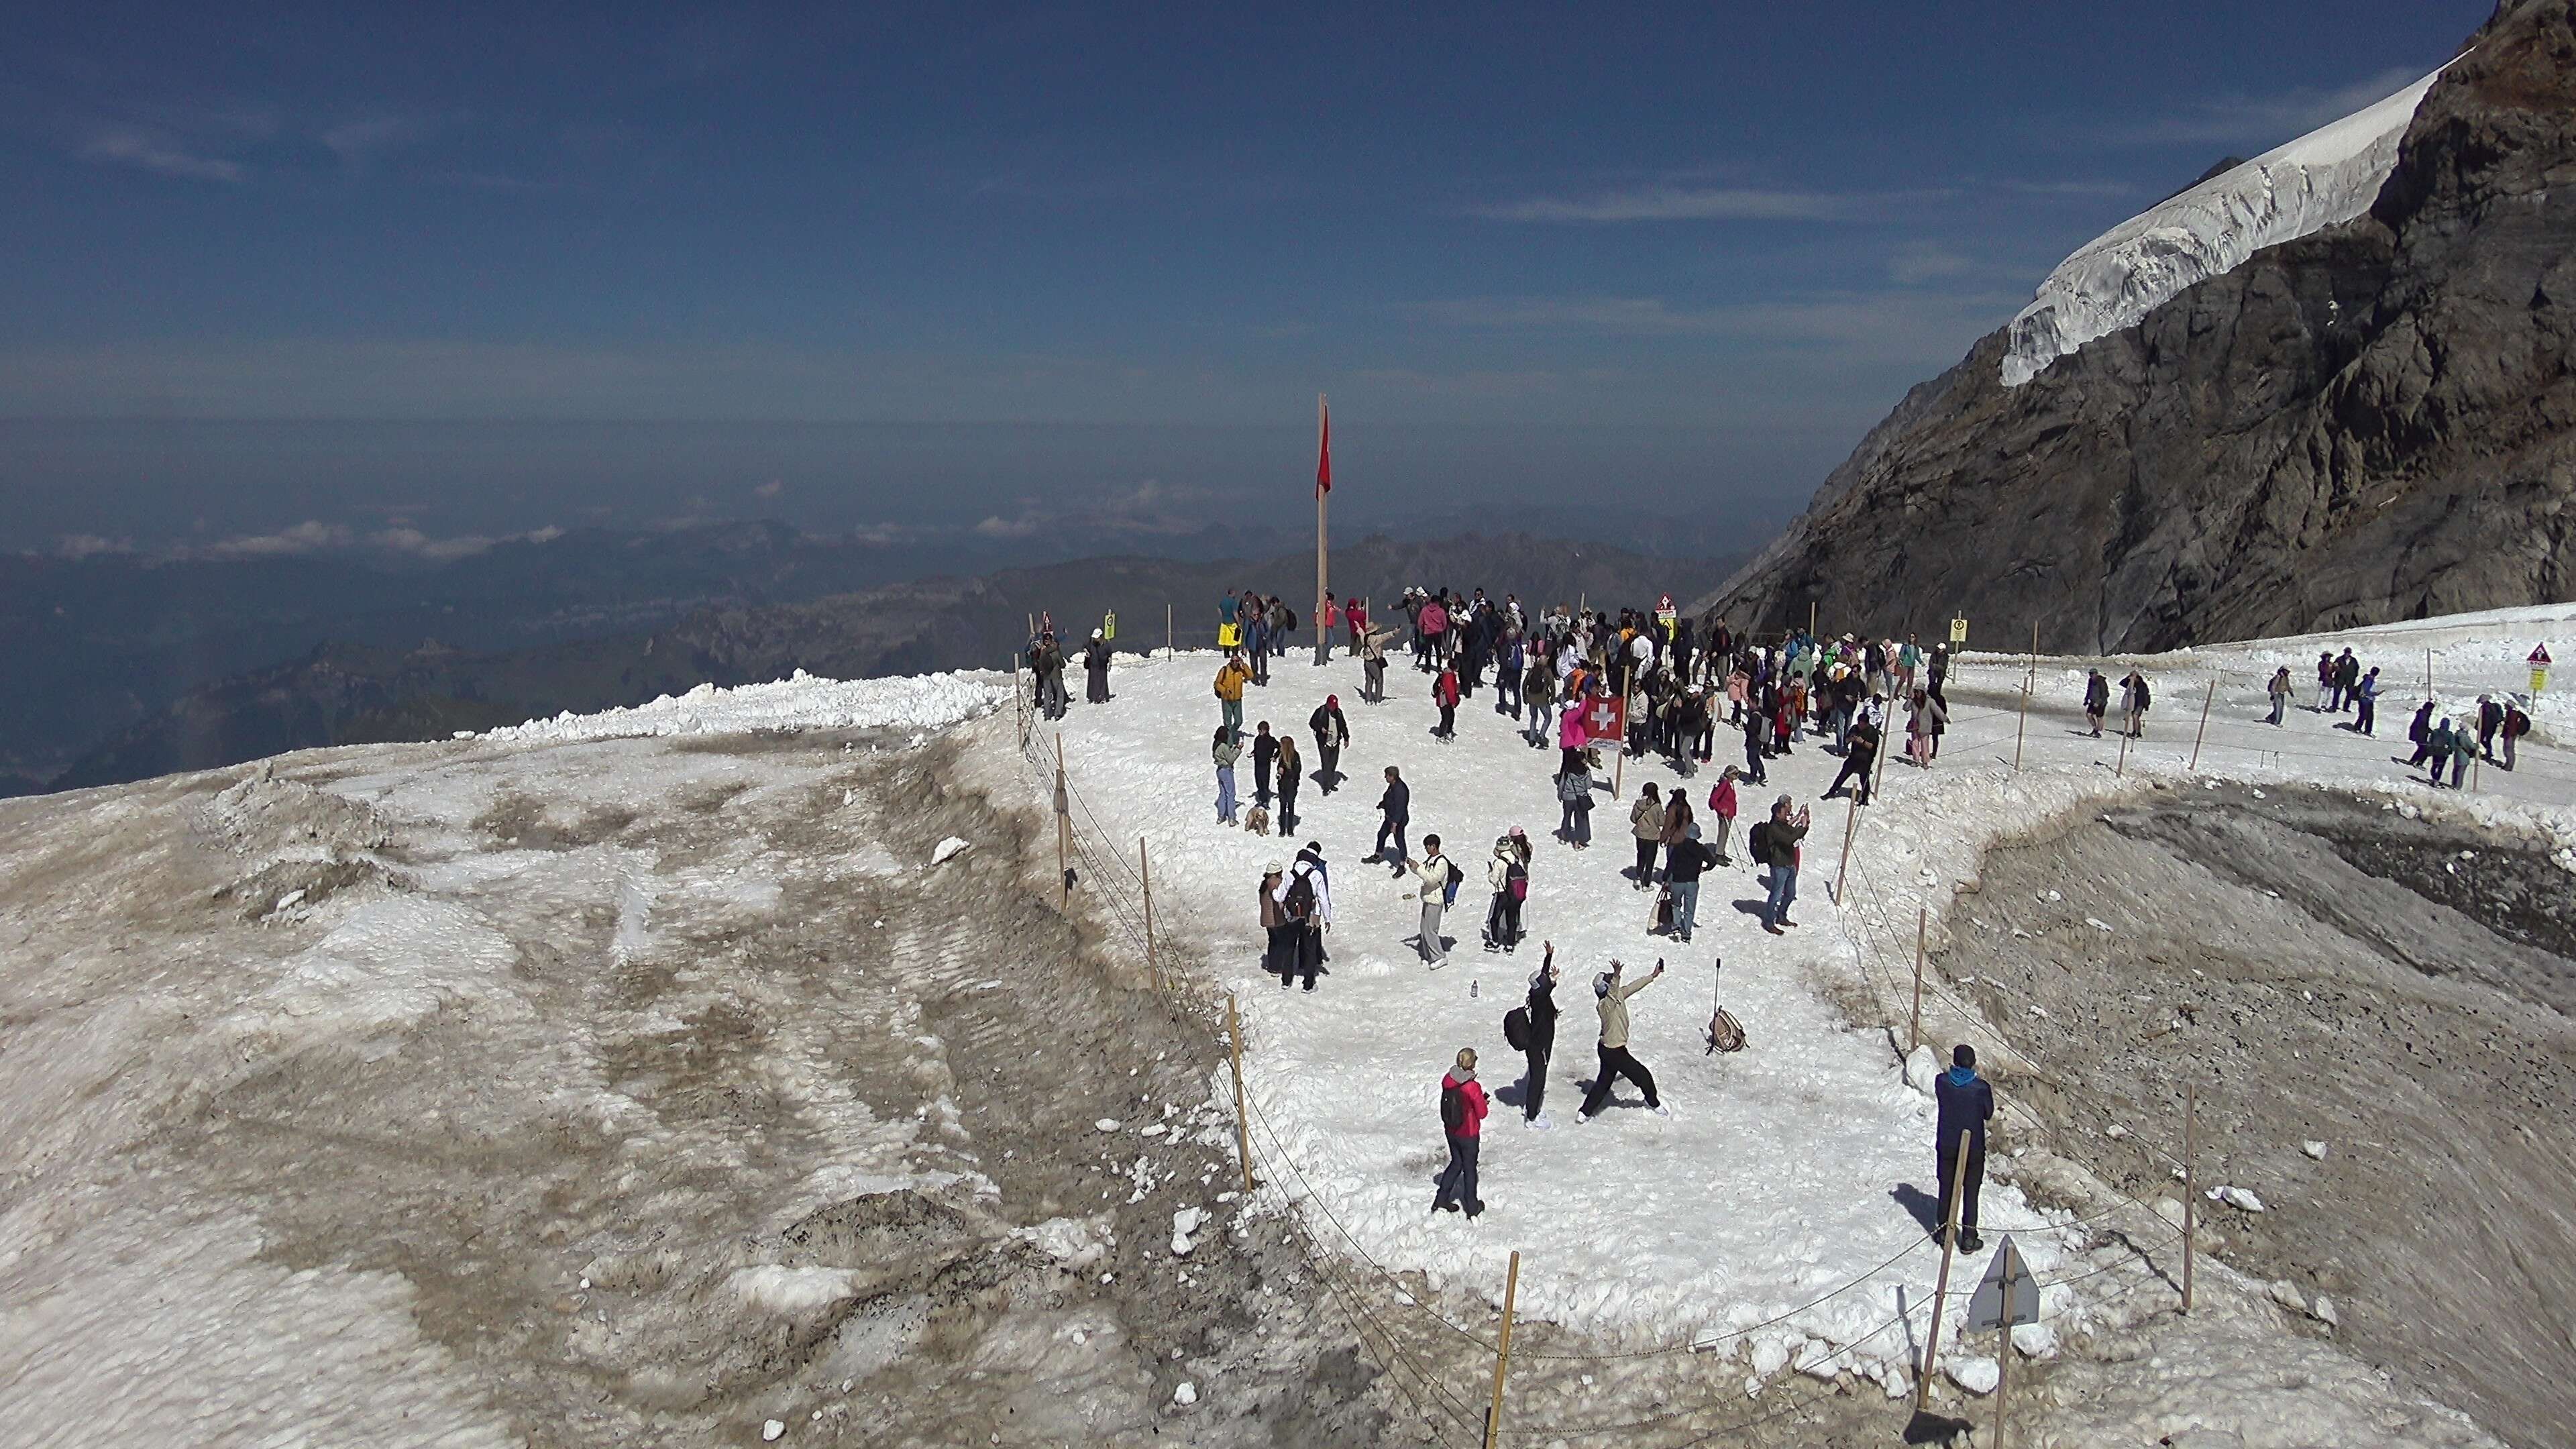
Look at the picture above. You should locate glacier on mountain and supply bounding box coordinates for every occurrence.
[2000,60,2455,387]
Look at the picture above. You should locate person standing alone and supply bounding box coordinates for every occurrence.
[1515,945,1560,1130]
[1432,1049,1487,1218]
[1407,835,1456,968]
[1369,766,1409,873]
[1309,694,1351,794]
[1576,959,1668,1122]
[1933,1044,1994,1252]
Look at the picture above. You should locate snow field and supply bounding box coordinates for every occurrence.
[972,604,2576,1415]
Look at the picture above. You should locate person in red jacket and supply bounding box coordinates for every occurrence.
[1706,765,1741,866]
[1433,1048,1488,1218]
[1432,663,1462,740]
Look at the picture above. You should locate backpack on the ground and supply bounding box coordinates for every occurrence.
[1282,871,1316,923]
[1440,1081,1466,1133]
[1502,1006,1531,1052]
[1704,1007,1746,1055]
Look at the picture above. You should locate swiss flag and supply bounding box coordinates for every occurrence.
[1583,693,1626,742]
[1316,396,1332,498]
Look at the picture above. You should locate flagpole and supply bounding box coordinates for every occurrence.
[1314,393,1330,667]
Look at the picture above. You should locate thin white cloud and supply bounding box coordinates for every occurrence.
[79,128,245,182]
[2106,66,2424,149]
[1470,185,1864,223]
[52,534,133,560]
[1411,290,2023,366]
[753,479,786,500]
[183,521,564,563]
[320,113,449,170]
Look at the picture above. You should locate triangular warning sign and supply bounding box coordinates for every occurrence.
[2532,645,2553,666]
[1966,1235,2041,1330]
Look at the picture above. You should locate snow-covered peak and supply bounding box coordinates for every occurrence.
[2001,60,2455,388]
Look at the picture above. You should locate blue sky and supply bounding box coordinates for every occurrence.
[0,1,2493,553]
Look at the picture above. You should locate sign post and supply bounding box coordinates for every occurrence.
[1966,1236,2041,1449]
[2532,645,2553,695]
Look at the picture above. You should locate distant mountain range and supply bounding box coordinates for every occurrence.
[38,532,1739,793]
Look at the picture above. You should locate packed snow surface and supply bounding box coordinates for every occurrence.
[476,667,1006,744]
[2002,60,2453,386]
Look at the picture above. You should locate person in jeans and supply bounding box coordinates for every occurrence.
[1556,759,1594,847]
[1628,783,1663,890]
[1212,726,1240,824]
[1660,835,1715,943]
[1575,959,1668,1122]
[1756,795,1810,935]
[1933,1043,1994,1252]
[2266,667,2292,725]
[1432,1048,1487,1218]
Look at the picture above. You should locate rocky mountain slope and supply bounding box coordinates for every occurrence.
[1699,0,2575,652]
[52,534,1734,792]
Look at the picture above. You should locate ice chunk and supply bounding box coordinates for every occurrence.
[1943,1356,2000,1395]
[930,837,971,866]
[2302,1140,2328,1160]
[1173,1381,1198,1406]
[763,1420,785,1442]
[1171,1207,1205,1256]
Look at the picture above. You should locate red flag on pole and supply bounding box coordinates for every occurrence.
[1316,396,1332,497]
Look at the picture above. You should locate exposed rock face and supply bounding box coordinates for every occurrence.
[1700,0,2576,653]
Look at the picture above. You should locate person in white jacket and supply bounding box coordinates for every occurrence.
[1576,959,1670,1122]
[1405,835,1454,967]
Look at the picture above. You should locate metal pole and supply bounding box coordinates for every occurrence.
[1228,993,1255,1194]
[2182,1084,2197,1313]
[1909,906,1928,1054]
[1483,1250,1522,1449]
[1167,602,1174,659]
[1916,1140,1975,1410]
[2190,678,2216,772]
[1995,1239,2016,1449]
[2013,677,2030,771]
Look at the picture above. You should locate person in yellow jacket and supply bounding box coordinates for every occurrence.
[1214,653,1252,741]
[1575,959,1670,1122]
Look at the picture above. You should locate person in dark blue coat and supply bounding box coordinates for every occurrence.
[1933,1044,1994,1252]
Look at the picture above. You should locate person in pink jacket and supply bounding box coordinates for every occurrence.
[1706,765,1741,866]
[1558,690,1589,772]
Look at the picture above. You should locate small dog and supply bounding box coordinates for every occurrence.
[1244,805,1272,837]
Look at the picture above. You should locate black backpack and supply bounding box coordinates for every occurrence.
[1283,871,1316,922]
[1443,857,1465,904]
[1502,1006,1531,1052]
[1440,1081,1466,1133]
[1748,820,1774,863]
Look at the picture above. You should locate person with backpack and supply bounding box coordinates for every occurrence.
[1368,765,1411,874]
[1504,945,1560,1129]
[1406,835,1459,967]
[2424,717,2458,788]
[1214,654,1252,741]
[1933,1043,1994,1251]
[1576,959,1669,1122]
[1270,845,1332,990]
[1360,625,1389,704]
[2502,699,2530,770]
[1432,662,1462,740]
[2267,667,2293,726]
[2119,669,2151,738]
[1212,725,1241,825]
[2350,667,2381,736]
[1628,783,1663,890]
[1274,734,1303,837]
[1432,1048,1488,1218]
[2477,694,2505,759]
[2082,669,2109,737]
[1556,757,1595,848]
[1706,765,1740,866]
[1483,827,1532,953]
[1309,695,1350,794]
[1753,794,1810,935]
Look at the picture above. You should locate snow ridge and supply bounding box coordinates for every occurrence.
[2000,60,2453,388]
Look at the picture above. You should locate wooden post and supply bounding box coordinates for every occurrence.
[1140,839,1158,991]
[1611,730,1625,800]
[1994,1238,2016,1449]
[1228,993,1255,1193]
[1167,602,1174,659]
[2116,727,2131,779]
[1809,600,1818,639]
[2027,621,2038,696]
[1831,792,1861,904]
[2189,678,2216,772]
[2013,676,2031,771]
[1054,735,1072,904]
[1909,906,1928,1054]
[2426,647,2434,700]
[2182,1083,2197,1313]
[1483,1250,1522,1449]
[1874,703,1892,800]
[1915,1140,1975,1410]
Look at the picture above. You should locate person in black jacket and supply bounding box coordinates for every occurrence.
[1368,766,1410,874]
[1309,695,1351,794]
[1824,715,1880,805]
[1083,629,1113,704]
[1933,1044,1994,1252]
[1250,722,1279,807]
[1521,945,1560,1129]
[1660,835,1715,943]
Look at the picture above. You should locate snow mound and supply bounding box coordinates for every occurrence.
[478,669,1006,745]
[2001,60,2452,387]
